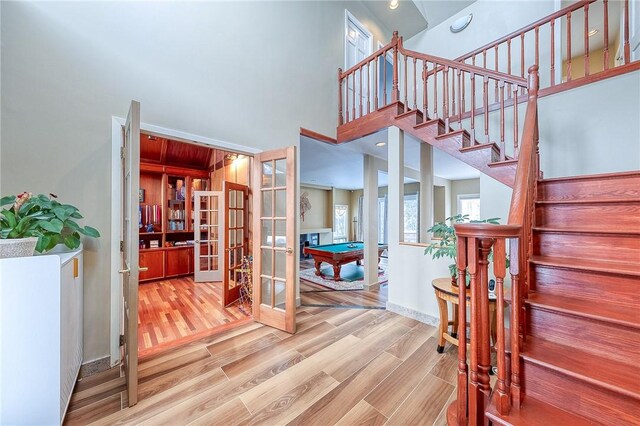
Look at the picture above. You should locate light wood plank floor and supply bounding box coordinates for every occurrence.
[138,277,250,357]
[66,307,457,425]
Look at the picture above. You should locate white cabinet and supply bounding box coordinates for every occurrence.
[0,248,83,425]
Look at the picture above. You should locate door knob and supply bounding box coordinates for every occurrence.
[139,266,149,272]
[286,247,293,255]
[118,268,130,274]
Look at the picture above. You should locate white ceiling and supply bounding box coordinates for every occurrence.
[300,130,480,190]
[412,0,477,30]
[362,0,428,39]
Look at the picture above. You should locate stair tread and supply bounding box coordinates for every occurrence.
[489,158,518,167]
[485,392,595,426]
[413,118,443,129]
[458,141,499,152]
[540,170,640,183]
[530,255,640,276]
[536,198,640,204]
[521,336,640,400]
[533,226,640,235]
[526,292,640,329]
[434,128,468,139]
[395,108,423,119]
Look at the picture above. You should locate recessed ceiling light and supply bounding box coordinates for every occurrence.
[375,141,387,147]
[450,13,473,33]
[389,0,399,10]
[588,29,599,37]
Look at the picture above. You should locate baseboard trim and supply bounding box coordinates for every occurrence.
[386,301,439,327]
[80,356,112,378]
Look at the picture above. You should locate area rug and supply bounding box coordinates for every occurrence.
[299,263,388,291]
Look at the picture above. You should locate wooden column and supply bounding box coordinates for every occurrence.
[362,154,379,288]
[419,143,433,243]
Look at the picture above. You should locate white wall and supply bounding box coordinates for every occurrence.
[0,1,391,361]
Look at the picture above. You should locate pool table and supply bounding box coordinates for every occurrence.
[303,242,388,281]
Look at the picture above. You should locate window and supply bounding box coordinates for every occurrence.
[333,205,348,243]
[458,194,481,221]
[403,193,419,243]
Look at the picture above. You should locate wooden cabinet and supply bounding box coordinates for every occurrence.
[0,249,83,424]
[139,162,210,282]
[166,247,191,277]
[139,250,165,281]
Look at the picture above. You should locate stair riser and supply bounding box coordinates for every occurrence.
[526,308,639,365]
[533,232,640,264]
[538,174,640,202]
[531,265,638,307]
[535,203,640,230]
[522,361,640,424]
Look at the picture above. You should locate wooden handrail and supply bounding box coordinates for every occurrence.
[508,65,540,226]
[455,0,598,62]
[400,42,527,87]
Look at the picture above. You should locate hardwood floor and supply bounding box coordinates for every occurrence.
[66,307,456,425]
[138,276,250,357]
[300,280,388,309]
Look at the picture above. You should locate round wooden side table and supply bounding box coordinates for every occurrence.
[432,277,497,353]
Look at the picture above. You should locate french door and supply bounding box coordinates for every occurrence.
[193,191,224,282]
[253,146,297,333]
[121,100,140,406]
[223,182,249,306]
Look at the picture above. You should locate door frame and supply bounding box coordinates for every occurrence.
[109,118,260,366]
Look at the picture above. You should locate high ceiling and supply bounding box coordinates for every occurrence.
[412,0,477,30]
[361,0,427,39]
[300,130,480,190]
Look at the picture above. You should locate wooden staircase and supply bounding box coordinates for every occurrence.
[333,2,640,422]
[486,171,640,425]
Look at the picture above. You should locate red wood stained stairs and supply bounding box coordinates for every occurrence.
[337,103,519,188]
[485,171,640,425]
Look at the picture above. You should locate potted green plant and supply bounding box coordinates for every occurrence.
[0,192,100,258]
[424,214,500,286]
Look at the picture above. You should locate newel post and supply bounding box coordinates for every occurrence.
[455,235,468,425]
[392,31,399,102]
[527,64,539,99]
[338,68,344,126]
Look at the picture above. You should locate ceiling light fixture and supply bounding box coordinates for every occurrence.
[450,13,473,33]
[389,0,399,10]
[588,29,599,37]
[375,141,387,147]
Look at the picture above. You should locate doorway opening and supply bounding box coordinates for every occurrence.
[136,132,252,357]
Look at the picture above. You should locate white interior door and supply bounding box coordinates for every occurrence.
[121,100,140,406]
[194,191,224,282]
[345,11,372,118]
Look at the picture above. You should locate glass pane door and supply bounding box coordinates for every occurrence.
[194,191,223,282]
[223,182,248,306]
[253,146,296,333]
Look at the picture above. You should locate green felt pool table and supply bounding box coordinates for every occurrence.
[302,242,388,281]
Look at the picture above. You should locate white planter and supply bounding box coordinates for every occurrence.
[0,237,38,259]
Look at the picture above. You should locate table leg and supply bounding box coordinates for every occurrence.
[333,264,342,281]
[436,295,448,353]
[314,260,323,277]
[452,305,459,339]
